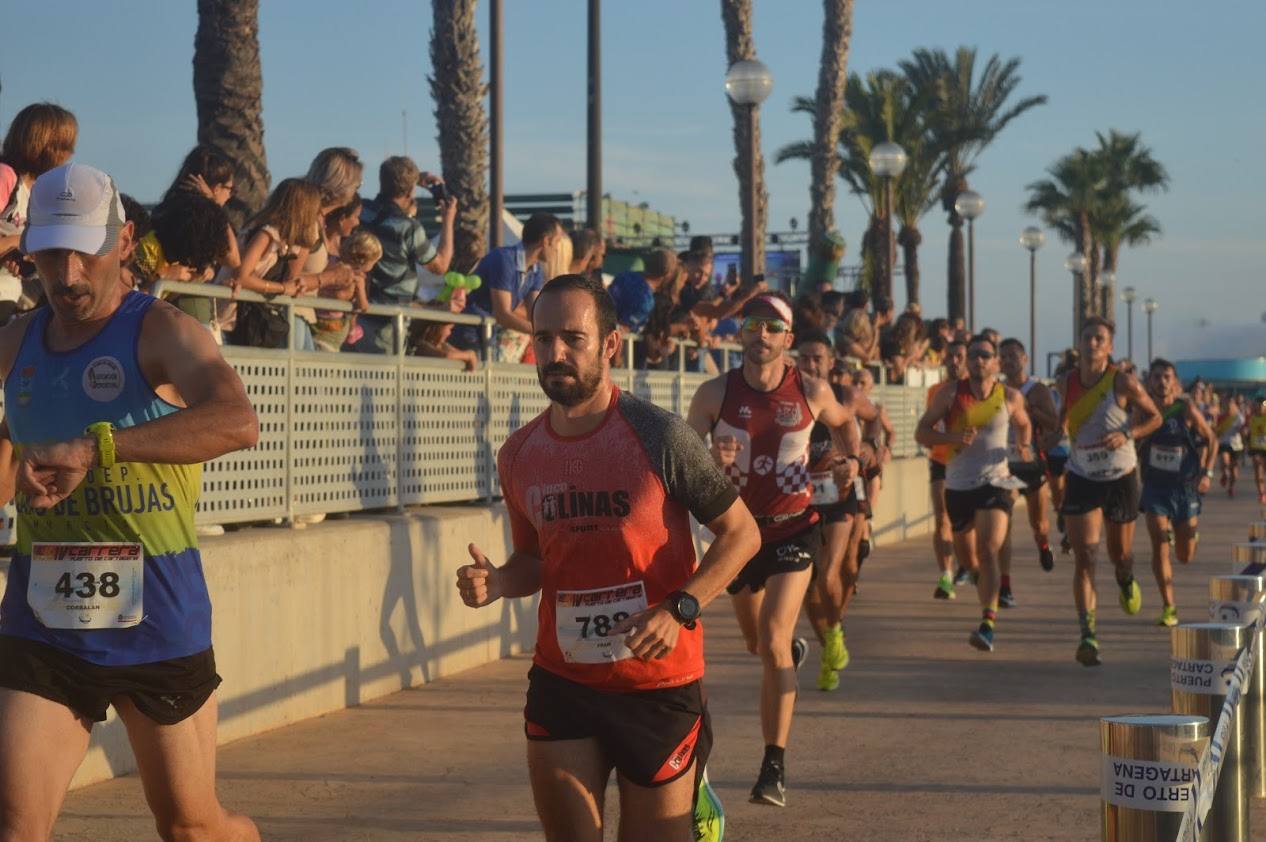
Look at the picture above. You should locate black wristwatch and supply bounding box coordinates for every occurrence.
[665,590,701,630]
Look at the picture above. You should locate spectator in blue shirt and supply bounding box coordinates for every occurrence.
[450,212,562,360]
[608,249,678,334]
[352,155,456,353]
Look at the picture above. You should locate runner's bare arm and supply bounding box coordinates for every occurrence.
[1007,387,1034,460]
[1026,382,1060,433]
[1116,371,1162,445]
[915,381,960,448]
[1055,372,1070,435]
[807,377,863,470]
[685,374,725,440]
[0,419,14,506]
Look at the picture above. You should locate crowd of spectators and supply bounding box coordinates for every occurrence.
[0,100,970,383]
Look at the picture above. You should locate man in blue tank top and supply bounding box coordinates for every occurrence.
[0,164,260,840]
[1136,358,1216,626]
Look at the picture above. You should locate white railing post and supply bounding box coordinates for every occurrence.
[284,300,296,526]
[395,311,407,513]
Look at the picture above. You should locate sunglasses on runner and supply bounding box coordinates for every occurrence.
[968,350,995,360]
[742,317,789,334]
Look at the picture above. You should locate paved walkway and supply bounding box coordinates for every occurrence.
[57,493,1266,840]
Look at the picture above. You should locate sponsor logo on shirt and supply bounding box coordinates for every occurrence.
[738,405,753,419]
[83,356,125,402]
[534,485,632,522]
[774,401,803,427]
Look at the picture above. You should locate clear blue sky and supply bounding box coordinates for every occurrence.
[4,0,1264,366]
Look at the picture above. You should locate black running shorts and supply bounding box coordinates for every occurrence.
[814,495,861,525]
[524,664,711,788]
[1218,443,1241,456]
[726,520,821,594]
[1008,460,1047,494]
[0,635,221,725]
[1061,469,1141,524]
[1044,452,1068,478]
[929,460,947,483]
[944,484,1015,533]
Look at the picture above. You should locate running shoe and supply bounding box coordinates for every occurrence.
[1118,578,1142,616]
[750,759,787,807]
[1157,605,1179,627]
[999,587,1016,608]
[791,637,808,673]
[933,574,956,600]
[822,626,847,671]
[1165,527,1175,548]
[1039,546,1055,572]
[969,624,995,652]
[816,661,839,692]
[1076,634,1102,667]
[1060,534,1072,554]
[1056,513,1065,534]
[953,566,972,586]
[694,767,725,841]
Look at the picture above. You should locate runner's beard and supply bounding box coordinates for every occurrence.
[538,359,603,407]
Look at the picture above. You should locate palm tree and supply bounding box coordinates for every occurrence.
[1024,149,1104,335]
[721,0,767,281]
[193,0,269,225]
[430,0,489,271]
[1090,130,1169,316]
[901,47,1047,323]
[805,0,855,252]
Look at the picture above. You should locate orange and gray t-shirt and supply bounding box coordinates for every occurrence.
[498,387,738,691]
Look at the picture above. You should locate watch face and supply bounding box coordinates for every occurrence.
[676,593,701,621]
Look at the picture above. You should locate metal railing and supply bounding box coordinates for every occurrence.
[0,283,934,526]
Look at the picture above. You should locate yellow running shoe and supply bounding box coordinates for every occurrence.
[1157,605,1179,627]
[1118,578,1142,616]
[822,625,847,671]
[693,766,725,841]
[816,660,839,691]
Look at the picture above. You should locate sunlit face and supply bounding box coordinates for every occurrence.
[1148,366,1177,401]
[336,204,362,237]
[1080,324,1113,363]
[211,180,234,207]
[852,368,875,394]
[532,288,616,407]
[795,341,831,379]
[966,341,998,382]
[999,344,1026,380]
[31,222,135,324]
[740,306,793,365]
[944,344,967,380]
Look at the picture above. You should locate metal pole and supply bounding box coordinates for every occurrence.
[1099,714,1208,841]
[742,103,756,284]
[885,175,895,305]
[1127,301,1134,364]
[489,0,504,248]
[967,218,976,333]
[1029,249,1037,376]
[1171,622,1251,842]
[586,0,601,231]
[1147,311,1153,363]
[1208,575,1265,800]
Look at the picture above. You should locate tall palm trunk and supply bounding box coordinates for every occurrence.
[1088,239,1103,318]
[721,0,767,281]
[859,212,882,294]
[897,223,921,307]
[1100,244,1119,324]
[430,0,489,271]
[807,0,853,249]
[1076,211,1094,335]
[193,0,269,226]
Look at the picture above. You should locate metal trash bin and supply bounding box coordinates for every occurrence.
[1231,542,1266,576]
[1100,714,1208,840]
[1209,576,1266,799]
[1172,623,1252,841]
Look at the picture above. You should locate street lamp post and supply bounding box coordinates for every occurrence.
[955,190,986,332]
[1064,252,1089,342]
[868,141,907,306]
[725,59,773,284]
[1144,298,1159,363]
[1121,286,1137,364]
[1019,226,1045,375]
[1099,270,1116,325]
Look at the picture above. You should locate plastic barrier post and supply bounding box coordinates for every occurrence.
[1208,577,1266,800]
[1172,623,1252,841]
[1099,714,1207,841]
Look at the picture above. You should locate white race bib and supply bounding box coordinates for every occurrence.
[1078,442,1112,466]
[27,542,143,629]
[810,472,839,506]
[555,581,648,664]
[853,475,867,502]
[1228,433,1243,451]
[1149,444,1183,473]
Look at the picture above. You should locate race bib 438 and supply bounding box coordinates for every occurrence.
[27,542,144,629]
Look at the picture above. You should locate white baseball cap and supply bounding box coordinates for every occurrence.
[21,163,125,256]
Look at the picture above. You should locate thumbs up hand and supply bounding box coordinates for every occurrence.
[456,543,502,608]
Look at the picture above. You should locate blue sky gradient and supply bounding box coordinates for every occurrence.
[4,0,1263,365]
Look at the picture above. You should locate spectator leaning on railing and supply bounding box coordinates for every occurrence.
[608,248,678,336]
[353,155,457,353]
[131,194,231,292]
[449,212,563,362]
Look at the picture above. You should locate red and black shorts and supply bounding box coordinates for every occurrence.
[524,664,711,788]
[726,519,821,594]
[0,635,221,725]
[814,493,863,526]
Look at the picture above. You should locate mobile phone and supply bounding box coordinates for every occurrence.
[427,182,449,203]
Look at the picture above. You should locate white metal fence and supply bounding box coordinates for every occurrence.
[2,284,937,527]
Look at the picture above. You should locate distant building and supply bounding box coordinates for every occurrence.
[1175,357,1266,391]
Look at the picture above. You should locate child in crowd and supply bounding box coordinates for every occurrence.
[409,271,482,371]
[312,231,377,352]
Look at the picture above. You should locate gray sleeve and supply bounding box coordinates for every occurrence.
[618,393,739,524]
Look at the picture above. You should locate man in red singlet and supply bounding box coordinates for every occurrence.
[687,292,868,807]
[456,274,760,841]
[928,340,968,599]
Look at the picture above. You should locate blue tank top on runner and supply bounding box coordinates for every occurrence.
[1,292,211,665]
[1139,400,1202,489]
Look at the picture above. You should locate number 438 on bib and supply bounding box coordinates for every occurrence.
[27,542,144,630]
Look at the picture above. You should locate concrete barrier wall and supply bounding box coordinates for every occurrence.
[0,456,933,789]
